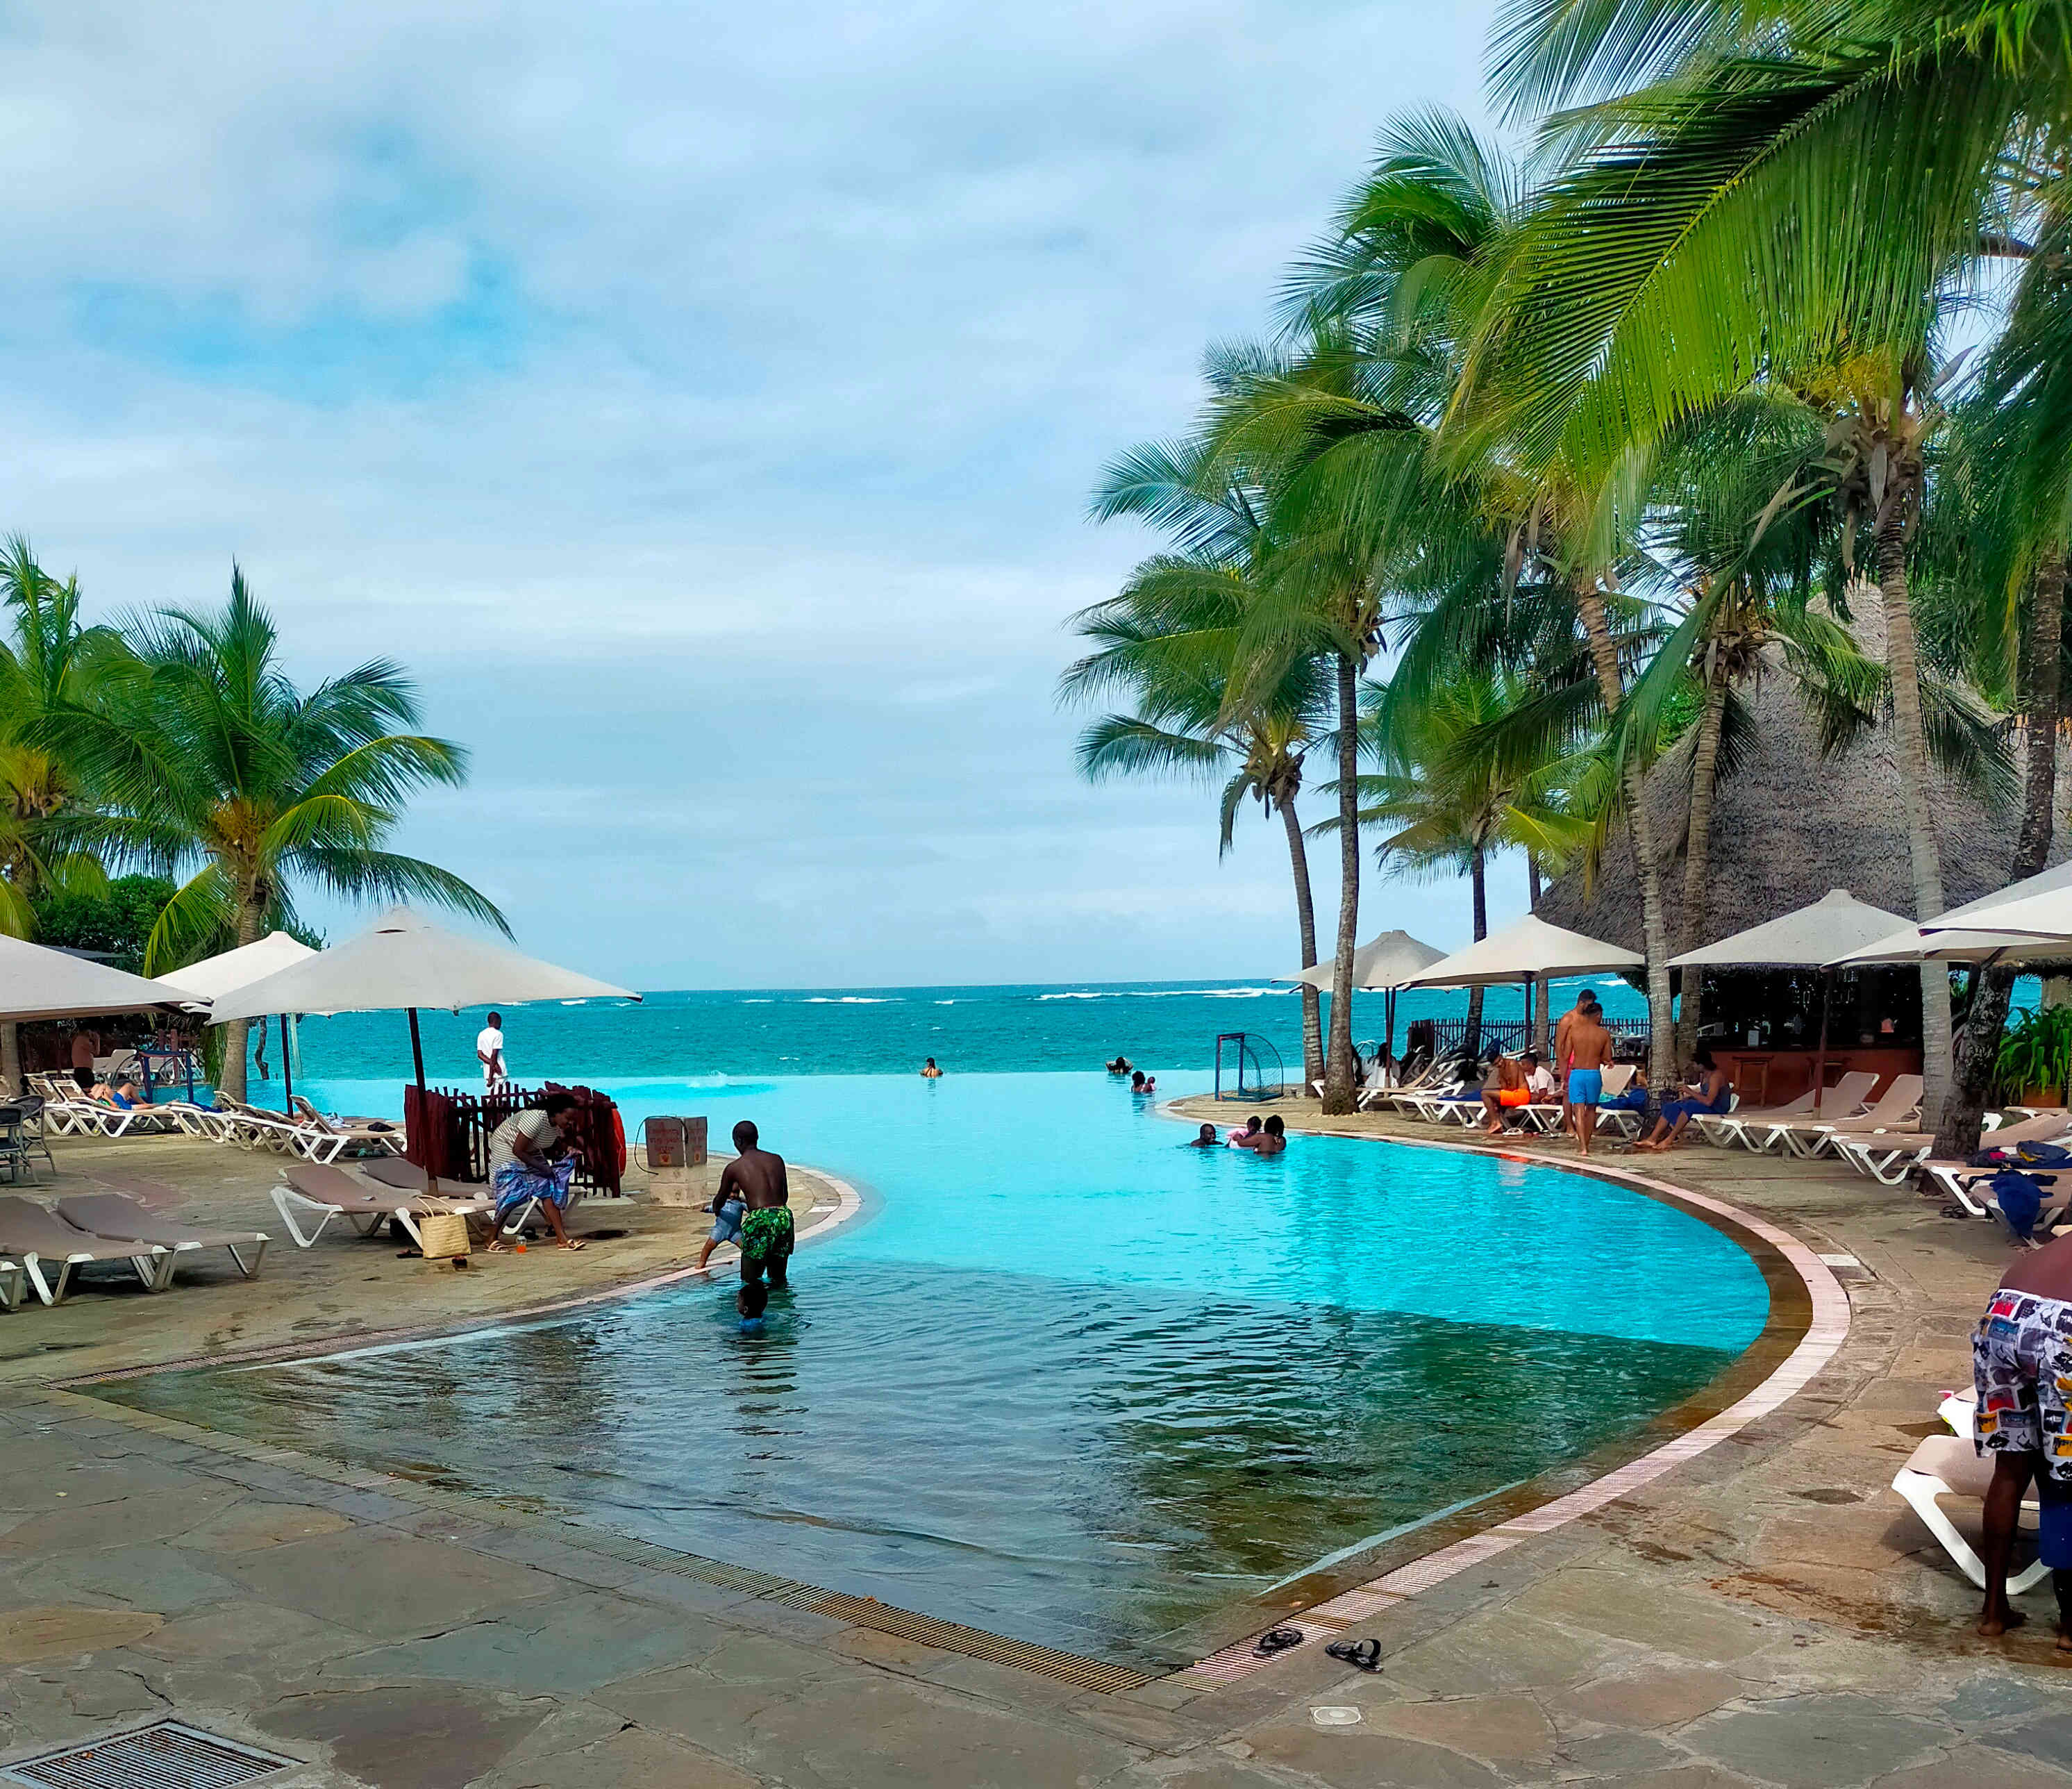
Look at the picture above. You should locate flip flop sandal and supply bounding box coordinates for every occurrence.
[1253,1626,1306,1658]
[1325,1638,1382,1672]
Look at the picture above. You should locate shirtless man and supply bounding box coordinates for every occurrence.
[1553,990,1594,1139]
[717,1119,793,1287]
[1564,999,1616,1157]
[1974,1232,2072,1644]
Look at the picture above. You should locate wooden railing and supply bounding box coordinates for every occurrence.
[404,1081,625,1195]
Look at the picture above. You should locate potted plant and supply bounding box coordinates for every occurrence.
[1994,1006,2072,1107]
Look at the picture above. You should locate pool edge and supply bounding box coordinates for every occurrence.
[1169,1124,1848,1686]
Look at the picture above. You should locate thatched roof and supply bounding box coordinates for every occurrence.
[1535,610,2062,954]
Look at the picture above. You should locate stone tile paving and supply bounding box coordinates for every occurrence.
[6,1113,2072,1784]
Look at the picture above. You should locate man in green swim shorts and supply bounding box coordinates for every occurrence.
[717,1119,793,1287]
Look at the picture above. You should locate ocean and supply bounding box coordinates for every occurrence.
[281,975,1653,1087]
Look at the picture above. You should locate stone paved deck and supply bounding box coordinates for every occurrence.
[3,1108,2069,1787]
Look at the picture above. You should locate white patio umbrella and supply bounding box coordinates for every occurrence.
[1670,889,1913,1113]
[206,907,640,1190]
[1403,915,1643,1058]
[1828,922,2041,968]
[1923,881,2072,943]
[0,933,197,1022]
[1285,930,1446,1067]
[156,933,321,1113]
[0,933,201,1098]
[1403,914,1643,988]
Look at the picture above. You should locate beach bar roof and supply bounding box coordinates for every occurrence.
[153,931,317,1005]
[0,932,199,1023]
[1669,888,1912,969]
[1402,914,1642,990]
[1286,930,1446,992]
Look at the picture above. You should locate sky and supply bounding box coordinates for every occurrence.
[0,0,1509,991]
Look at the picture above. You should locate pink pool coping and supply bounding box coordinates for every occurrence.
[58,1168,866,1386]
[1174,1129,1850,1686]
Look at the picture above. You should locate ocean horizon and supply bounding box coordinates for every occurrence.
[281,974,1652,1088]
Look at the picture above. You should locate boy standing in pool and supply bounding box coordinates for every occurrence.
[717,1118,794,1287]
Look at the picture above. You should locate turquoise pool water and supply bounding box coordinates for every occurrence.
[101,1072,1769,1666]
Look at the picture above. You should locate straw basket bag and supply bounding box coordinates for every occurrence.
[417,1211,471,1262]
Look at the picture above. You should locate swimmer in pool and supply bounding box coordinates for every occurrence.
[1106,1055,1133,1074]
[1228,1116,1264,1149]
[1187,1122,1218,1147]
[1252,1115,1287,1156]
[737,1281,768,1335]
[921,1057,942,1078]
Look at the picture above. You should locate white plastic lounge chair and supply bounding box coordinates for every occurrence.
[55,1190,268,1285]
[0,1195,169,1304]
[357,1156,428,1192]
[1914,1113,2072,1212]
[1771,1074,1925,1159]
[0,1258,22,1311]
[272,1160,490,1250]
[1893,1432,2050,1595]
[1713,1072,1881,1154]
[290,1096,404,1160]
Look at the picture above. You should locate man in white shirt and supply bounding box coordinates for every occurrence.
[476,1012,507,1087]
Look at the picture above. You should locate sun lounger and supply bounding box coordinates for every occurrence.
[271,1160,490,1250]
[55,1190,268,1285]
[1892,1432,2050,1595]
[0,1195,168,1304]
[289,1096,404,1161]
[357,1155,428,1192]
[1769,1074,1925,1158]
[1913,1113,2072,1212]
[1709,1072,1880,1154]
[0,1258,22,1311]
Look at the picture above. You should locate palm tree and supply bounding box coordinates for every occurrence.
[1062,556,1335,1085]
[43,567,504,1100]
[0,539,120,1090]
[1352,669,1591,1048]
[1464,0,2069,1121]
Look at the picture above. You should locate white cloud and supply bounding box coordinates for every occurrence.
[0,0,1497,986]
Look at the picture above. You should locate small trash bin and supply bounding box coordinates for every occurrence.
[639,1116,708,1206]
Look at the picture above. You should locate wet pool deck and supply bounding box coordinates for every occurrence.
[3,1110,2071,1788]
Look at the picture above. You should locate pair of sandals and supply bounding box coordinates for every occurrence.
[1249,1627,1381,1672]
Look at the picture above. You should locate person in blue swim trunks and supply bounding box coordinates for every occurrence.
[1563,1000,1615,1157]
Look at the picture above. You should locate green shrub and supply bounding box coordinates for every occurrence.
[1995,1004,2072,1103]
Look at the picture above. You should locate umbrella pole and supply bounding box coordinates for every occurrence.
[281,1015,295,1118]
[408,1006,438,1197]
[1813,971,1832,1115]
[1385,990,1396,1073]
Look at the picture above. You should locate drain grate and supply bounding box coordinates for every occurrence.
[1,1721,297,1789]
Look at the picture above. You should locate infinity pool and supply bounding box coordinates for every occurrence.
[99,1072,1769,1667]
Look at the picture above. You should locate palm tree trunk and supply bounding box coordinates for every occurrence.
[219,893,267,1102]
[1464,845,1487,1054]
[1677,660,1730,1063]
[1875,519,1952,1131]
[1322,649,1361,1113]
[0,1021,19,1096]
[1576,587,1676,1095]
[1939,545,2066,1155]
[1528,856,1548,1056]
[1279,794,1326,1089]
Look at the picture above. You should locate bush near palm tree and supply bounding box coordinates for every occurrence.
[43,567,503,1100]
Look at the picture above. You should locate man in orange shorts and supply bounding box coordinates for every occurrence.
[1479,1054,1532,1135]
